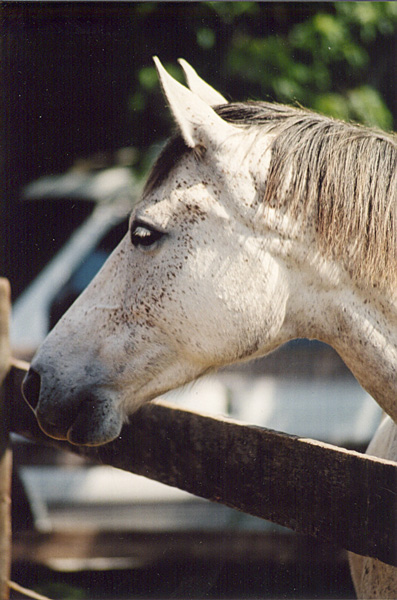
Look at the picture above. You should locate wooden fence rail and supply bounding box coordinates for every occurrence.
[0,280,11,600]
[5,361,397,568]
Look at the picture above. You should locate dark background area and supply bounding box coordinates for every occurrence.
[2,2,397,298]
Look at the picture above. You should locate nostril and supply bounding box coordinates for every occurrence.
[22,368,42,411]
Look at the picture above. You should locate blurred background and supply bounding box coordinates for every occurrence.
[2,3,397,599]
[3,1,397,299]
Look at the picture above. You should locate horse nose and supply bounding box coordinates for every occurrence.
[22,368,42,411]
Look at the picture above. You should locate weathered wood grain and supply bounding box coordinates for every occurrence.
[0,280,11,600]
[6,361,397,566]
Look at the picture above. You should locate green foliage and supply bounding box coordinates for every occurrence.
[335,1,397,42]
[197,27,216,50]
[35,581,86,599]
[225,2,395,128]
[130,2,396,176]
[207,2,260,22]
[347,85,393,130]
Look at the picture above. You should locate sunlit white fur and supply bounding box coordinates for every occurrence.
[28,59,397,598]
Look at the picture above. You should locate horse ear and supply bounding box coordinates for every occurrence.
[153,57,236,150]
[178,59,227,106]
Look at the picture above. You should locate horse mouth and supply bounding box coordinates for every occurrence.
[35,396,124,447]
[23,368,123,447]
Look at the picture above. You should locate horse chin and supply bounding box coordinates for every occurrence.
[34,396,124,447]
[66,405,124,446]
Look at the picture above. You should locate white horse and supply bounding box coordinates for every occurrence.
[23,59,397,598]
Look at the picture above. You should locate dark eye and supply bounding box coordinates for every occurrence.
[130,220,164,248]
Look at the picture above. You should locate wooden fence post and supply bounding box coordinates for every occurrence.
[0,279,11,600]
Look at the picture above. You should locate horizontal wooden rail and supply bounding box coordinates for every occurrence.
[5,361,397,567]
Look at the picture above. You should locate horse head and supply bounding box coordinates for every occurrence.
[23,59,397,446]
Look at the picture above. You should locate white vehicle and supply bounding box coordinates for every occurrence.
[11,166,138,358]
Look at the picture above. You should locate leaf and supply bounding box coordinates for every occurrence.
[347,85,393,130]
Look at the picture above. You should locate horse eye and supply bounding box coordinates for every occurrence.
[130,221,164,248]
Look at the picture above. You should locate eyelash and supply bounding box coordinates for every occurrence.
[130,220,164,249]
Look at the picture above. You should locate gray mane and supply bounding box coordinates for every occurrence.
[145,101,397,291]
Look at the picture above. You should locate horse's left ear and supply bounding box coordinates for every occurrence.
[153,57,236,150]
[178,59,227,106]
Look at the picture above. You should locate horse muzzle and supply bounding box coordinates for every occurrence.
[22,366,124,446]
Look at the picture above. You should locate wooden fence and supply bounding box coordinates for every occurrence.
[0,280,11,600]
[1,277,397,598]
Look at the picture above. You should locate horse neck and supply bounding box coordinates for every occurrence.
[310,284,397,423]
[260,205,397,422]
